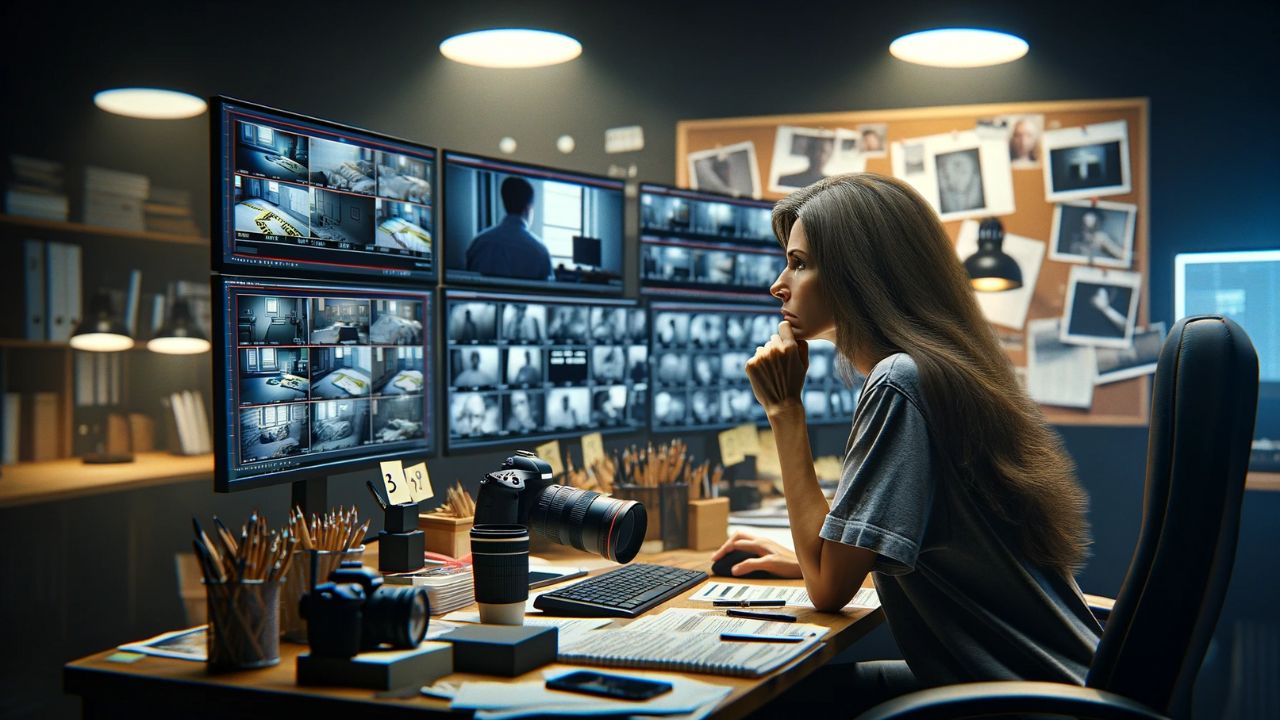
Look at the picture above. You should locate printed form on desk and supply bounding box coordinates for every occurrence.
[437,669,732,720]
[690,582,880,610]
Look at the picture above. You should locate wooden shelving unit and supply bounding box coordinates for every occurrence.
[0,452,213,508]
[0,213,208,246]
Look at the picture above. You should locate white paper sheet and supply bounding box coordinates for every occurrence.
[626,607,826,639]
[954,219,1045,331]
[1026,318,1096,408]
[450,670,731,718]
[689,582,880,610]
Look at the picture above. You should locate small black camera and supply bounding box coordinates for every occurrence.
[300,561,429,658]
[476,450,647,563]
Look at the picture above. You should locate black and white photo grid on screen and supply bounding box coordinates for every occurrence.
[444,290,646,450]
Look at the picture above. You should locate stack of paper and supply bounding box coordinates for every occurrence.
[6,155,68,220]
[84,166,149,230]
[385,563,475,615]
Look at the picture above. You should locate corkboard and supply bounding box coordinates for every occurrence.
[676,98,1150,426]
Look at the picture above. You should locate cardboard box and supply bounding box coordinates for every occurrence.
[418,513,472,560]
[688,497,730,551]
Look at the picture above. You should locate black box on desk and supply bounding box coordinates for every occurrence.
[297,641,452,690]
[385,502,420,533]
[378,529,425,573]
[443,625,558,677]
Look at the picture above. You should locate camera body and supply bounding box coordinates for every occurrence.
[301,562,429,658]
[476,450,647,563]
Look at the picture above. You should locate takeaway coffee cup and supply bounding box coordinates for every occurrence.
[469,524,529,625]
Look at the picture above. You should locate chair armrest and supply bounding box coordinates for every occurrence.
[851,681,1170,720]
[1085,592,1115,622]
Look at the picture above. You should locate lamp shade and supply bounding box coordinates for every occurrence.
[964,218,1023,292]
[70,292,134,352]
[93,88,207,119]
[147,298,210,354]
[439,28,582,68]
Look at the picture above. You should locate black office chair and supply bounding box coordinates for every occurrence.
[854,316,1259,720]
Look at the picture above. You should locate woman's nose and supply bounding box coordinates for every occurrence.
[770,272,788,300]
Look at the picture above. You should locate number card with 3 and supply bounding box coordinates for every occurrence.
[379,460,413,505]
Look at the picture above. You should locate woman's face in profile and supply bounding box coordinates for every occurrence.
[770,219,835,341]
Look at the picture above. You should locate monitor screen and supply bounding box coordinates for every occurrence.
[215,276,434,491]
[444,290,646,451]
[212,97,436,283]
[639,184,783,300]
[649,302,861,432]
[442,152,625,294]
[1175,250,1280,383]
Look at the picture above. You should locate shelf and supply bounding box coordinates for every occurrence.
[0,214,208,247]
[0,338,173,352]
[0,452,213,508]
[1248,472,1280,492]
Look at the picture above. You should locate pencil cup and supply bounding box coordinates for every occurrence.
[279,545,365,643]
[611,484,661,541]
[660,483,689,551]
[205,579,281,671]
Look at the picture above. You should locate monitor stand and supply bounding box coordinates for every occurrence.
[291,476,328,518]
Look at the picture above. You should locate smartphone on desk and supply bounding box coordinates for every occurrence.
[546,671,673,700]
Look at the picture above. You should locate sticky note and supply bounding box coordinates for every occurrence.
[719,428,745,467]
[735,423,761,456]
[581,432,605,470]
[404,461,434,503]
[379,460,413,505]
[535,440,564,477]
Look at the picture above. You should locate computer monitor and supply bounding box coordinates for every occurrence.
[212,97,436,283]
[444,289,647,451]
[649,301,861,432]
[442,152,625,294]
[639,183,783,301]
[214,275,434,492]
[1175,249,1279,464]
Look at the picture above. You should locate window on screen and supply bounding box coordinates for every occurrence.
[541,181,583,265]
[257,125,273,145]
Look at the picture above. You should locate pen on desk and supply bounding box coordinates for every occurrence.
[726,608,797,622]
[720,632,805,643]
[713,599,787,607]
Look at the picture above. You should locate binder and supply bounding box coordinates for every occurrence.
[3,393,19,464]
[46,241,81,342]
[123,269,142,335]
[23,239,45,340]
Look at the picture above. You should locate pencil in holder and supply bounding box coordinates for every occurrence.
[279,545,365,643]
[205,579,281,671]
[611,484,661,541]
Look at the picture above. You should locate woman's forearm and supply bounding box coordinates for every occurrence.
[768,402,830,592]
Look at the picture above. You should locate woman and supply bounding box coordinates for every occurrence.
[714,173,1100,712]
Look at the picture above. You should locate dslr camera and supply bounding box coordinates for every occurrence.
[301,562,429,658]
[476,450,647,563]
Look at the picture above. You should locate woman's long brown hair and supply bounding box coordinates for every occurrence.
[773,173,1090,576]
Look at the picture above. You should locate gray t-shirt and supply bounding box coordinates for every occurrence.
[819,353,1102,686]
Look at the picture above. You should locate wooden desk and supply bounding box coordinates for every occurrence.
[65,548,884,719]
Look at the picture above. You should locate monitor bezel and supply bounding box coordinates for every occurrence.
[210,96,439,286]
[637,182,781,303]
[213,274,436,494]
[440,149,627,296]
[441,288,646,453]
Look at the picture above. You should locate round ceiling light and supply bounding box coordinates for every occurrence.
[889,28,1028,68]
[440,28,582,68]
[93,88,207,119]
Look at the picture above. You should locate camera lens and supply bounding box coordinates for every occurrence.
[530,484,647,563]
[362,585,429,649]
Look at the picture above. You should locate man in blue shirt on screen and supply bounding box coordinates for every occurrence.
[465,176,553,280]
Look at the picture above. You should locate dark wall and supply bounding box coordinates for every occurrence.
[1,0,1276,718]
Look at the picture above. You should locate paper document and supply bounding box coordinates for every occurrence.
[449,670,731,719]
[437,613,613,644]
[627,607,826,639]
[690,582,880,610]
[557,629,821,677]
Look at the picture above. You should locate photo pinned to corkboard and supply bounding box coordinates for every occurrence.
[676,98,1149,425]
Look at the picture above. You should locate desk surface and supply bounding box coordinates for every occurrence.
[65,548,883,720]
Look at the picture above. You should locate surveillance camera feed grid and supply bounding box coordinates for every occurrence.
[639,184,784,299]
[220,101,435,281]
[229,281,431,479]
[445,292,647,449]
[649,303,859,431]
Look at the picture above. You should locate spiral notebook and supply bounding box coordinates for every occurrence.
[556,608,825,677]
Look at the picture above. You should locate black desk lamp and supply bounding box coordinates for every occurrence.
[964,218,1023,292]
[147,298,210,354]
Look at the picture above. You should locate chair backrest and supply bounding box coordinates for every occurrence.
[1087,315,1258,715]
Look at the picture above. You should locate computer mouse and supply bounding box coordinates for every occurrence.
[711,549,777,579]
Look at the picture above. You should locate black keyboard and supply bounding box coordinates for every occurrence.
[533,563,708,618]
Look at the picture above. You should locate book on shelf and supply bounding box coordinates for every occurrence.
[6,155,68,221]
[3,393,18,465]
[84,166,150,230]
[23,391,61,462]
[144,185,200,236]
[164,390,211,455]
